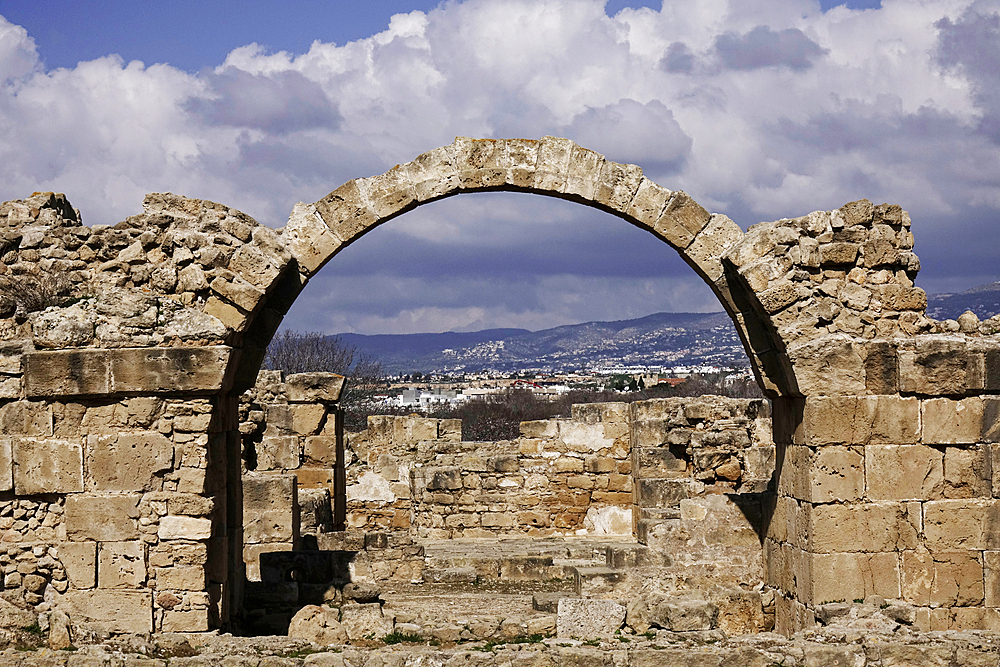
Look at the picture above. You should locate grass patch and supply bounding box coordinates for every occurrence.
[473,633,547,652]
[383,632,427,645]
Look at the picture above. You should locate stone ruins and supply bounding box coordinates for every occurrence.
[1,136,1000,663]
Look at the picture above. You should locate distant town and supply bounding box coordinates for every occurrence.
[378,364,755,411]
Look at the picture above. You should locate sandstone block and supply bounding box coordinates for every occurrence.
[557,598,625,639]
[109,346,231,394]
[304,436,338,466]
[265,403,325,436]
[358,163,416,218]
[453,137,506,189]
[809,502,918,553]
[922,397,983,444]
[282,202,341,275]
[23,349,109,397]
[98,541,146,589]
[654,190,710,249]
[864,340,899,394]
[985,551,1000,607]
[626,178,672,228]
[923,499,1000,550]
[787,335,867,396]
[564,143,605,200]
[158,516,212,541]
[63,590,152,634]
[86,431,173,491]
[810,446,864,503]
[244,473,298,544]
[685,213,744,282]
[0,437,11,492]
[341,603,393,642]
[532,135,574,192]
[243,543,293,582]
[285,372,345,403]
[66,494,140,541]
[983,398,1000,442]
[58,541,96,588]
[405,145,461,202]
[504,137,540,188]
[13,437,83,494]
[902,551,984,607]
[943,446,990,498]
[161,609,210,633]
[288,604,347,645]
[594,160,643,214]
[898,336,972,395]
[258,435,300,470]
[203,296,245,330]
[867,395,920,444]
[155,565,205,591]
[811,552,901,604]
[866,444,943,501]
[228,236,287,291]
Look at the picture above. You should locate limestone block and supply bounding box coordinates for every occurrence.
[801,396,868,446]
[788,335,867,396]
[98,541,146,589]
[922,398,983,444]
[504,137,540,188]
[898,336,972,395]
[820,242,859,265]
[520,419,559,438]
[594,160,643,214]
[12,437,83,494]
[0,437,10,492]
[809,446,864,503]
[202,296,245,331]
[158,516,212,541]
[654,190,711,250]
[983,398,1000,443]
[866,445,943,501]
[161,609,209,633]
[285,372,345,403]
[265,403,326,436]
[405,145,461,202]
[358,163,416,218]
[864,340,899,394]
[686,214,744,283]
[210,274,264,312]
[62,590,152,634]
[942,446,990,498]
[155,565,205,591]
[66,494,140,541]
[557,598,625,639]
[258,435,300,470]
[867,395,921,444]
[341,603,393,641]
[923,499,1000,550]
[303,436,337,467]
[392,415,438,444]
[564,143,606,200]
[636,478,688,507]
[288,604,347,645]
[86,431,173,492]
[23,349,109,397]
[228,240,286,292]
[58,541,96,588]
[314,179,378,248]
[243,473,298,544]
[282,203,341,275]
[560,421,615,452]
[626,178,672,229]
[984,552,1000,607]
[532,135,574,192]
[811,552,901,603]
[902,551,984,607]
[453,137,506,189]
[109,346,231,394]
[347,471,394,503]
[809,502,918,553]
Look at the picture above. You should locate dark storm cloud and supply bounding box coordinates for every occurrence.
[714,26,828,72]
[662,42,695,74]
[935,9,1000,140]
[187,68,341,135]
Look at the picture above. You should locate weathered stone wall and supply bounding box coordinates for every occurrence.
[4,136,1000,638]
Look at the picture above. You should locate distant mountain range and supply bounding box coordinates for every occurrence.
[338,311,746,375]
[336,281,1000,375]
[926,282,1000,321]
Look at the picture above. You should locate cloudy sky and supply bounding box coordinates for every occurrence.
[1,0,999,335]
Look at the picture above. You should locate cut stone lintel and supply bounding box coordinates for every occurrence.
[23,346,232,398]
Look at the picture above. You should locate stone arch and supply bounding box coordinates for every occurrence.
[240,136,793,398]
